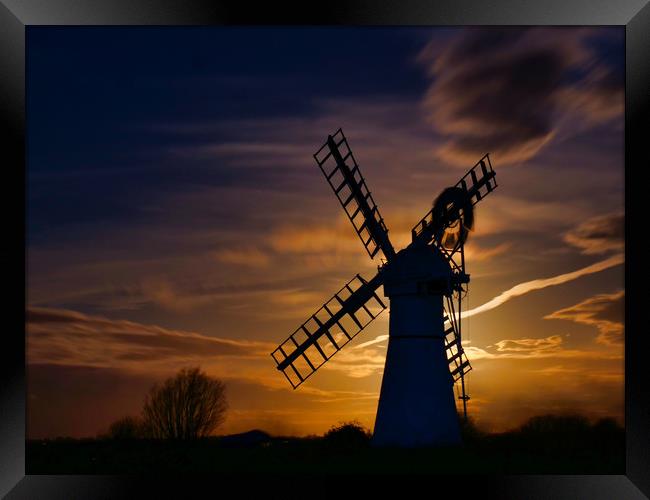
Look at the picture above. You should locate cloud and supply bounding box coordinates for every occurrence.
[460,253,624,320]
[544,290,624,345]
[324,348,387,378]
[465,338,621,362]
[213,247,270,268]
[555,64,624,125]
[267,216,364,256]
[464,241,511,262]
[27,306,273,371]
[418,28,623,166]
[493,335,563,353]
[353,334,389,350]
[564,212,624,255]
[467,334,620,362]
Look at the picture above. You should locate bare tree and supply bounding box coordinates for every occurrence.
[142,367,227,440]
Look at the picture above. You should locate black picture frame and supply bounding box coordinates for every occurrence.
[2,1,648,498]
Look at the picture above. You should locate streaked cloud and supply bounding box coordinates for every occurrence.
[353,334,389,350]
[27,306,273,371]
[464,241,511,262]
[267,216,364,257]
[324,347,387,378]
[493,335,563,353]
[418,28,623,166]
[213,247,271,268]
[544,290,624,345]
[465,339,621,361]
[564,212,624,255]
[460,253,624,320]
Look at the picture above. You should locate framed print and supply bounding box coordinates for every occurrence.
[2,1,649,498]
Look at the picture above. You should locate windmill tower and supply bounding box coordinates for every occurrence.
[270,129,497,447]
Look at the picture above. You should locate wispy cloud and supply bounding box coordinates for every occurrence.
[545,290,624,345]
[324,349,387,378]
[213,247,271,268]
[460,253,624,320]
[27,307,273,372]
[465,339,621,361]
[267,215,366,257]
[353,334,389,350]
[493,335,563,352]
[564,212,624,255]
[464,242,511,262]
[418,27,623,166]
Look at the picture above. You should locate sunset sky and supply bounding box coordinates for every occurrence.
[26,27,624,438]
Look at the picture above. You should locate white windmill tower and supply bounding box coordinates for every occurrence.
[270,129,497,446]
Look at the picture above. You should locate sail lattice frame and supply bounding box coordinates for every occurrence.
[271,274,387,389]
[444,295,471,383]
[314,128,395,261]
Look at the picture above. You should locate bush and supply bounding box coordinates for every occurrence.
[519,414,591,435]
[106,416,147,440]
[513,414,599,454]
[323,420,371,449]
[593,417,621,433]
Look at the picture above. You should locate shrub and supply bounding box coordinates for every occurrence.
[323,420,372,449]
[519,414,591,435]
[106,416,147,440]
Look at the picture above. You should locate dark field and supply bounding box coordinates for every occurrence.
[27,416,624,475]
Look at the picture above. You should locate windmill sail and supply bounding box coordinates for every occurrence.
[411,154,497,249]
[443,313,471,382]
[271,273,387,388]
[314,129,396,262]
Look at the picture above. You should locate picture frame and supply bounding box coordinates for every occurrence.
[1,1,648,497]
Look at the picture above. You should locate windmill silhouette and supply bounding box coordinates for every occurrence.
[271,129,498,446]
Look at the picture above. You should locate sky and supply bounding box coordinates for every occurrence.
[26,26,624,438]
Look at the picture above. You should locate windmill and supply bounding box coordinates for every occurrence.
[270,129,497,446]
